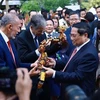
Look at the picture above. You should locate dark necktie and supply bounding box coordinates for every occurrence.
[7,41,17,67]
[48,34,52,38]
[62,48,77,72]
[34,36,39,48]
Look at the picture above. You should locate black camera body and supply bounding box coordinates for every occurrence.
[0,67,17,92]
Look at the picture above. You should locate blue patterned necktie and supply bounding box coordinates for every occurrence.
[48,34,52,38]
[34,36,39,48]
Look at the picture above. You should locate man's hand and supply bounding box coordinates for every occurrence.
[43,67,55,78]
[16,68,32,100]
[30,60,39,68]
[29,66,40,76]
[46,57,56,68]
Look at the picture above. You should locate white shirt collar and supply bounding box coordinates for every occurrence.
[30,27,35,39]
[45,32,53,38]
[0,30,9,44]
[76,39,90,51]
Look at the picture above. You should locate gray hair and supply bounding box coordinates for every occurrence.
[0,13,19,27]
[30,14,46,29]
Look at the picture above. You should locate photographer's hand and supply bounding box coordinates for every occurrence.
[16,68,32,100]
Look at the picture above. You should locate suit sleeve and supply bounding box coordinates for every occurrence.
[45,43,61,56]
[16,36,38,63]
[0,48,7,67]
[54,53,98,84]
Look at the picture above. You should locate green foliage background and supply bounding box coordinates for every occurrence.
[20,0,100,13]
[82,0,100,10]
[21,0,71,13]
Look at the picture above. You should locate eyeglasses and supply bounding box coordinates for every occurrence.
[70,34,80,38]
[70,18,79,21]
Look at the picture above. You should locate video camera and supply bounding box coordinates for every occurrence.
[0,67,17,92]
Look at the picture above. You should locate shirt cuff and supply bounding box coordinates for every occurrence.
[35,49,40,56]
[52,70,56,78]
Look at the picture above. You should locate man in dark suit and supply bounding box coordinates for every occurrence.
[0,13,40,100]
[16,14,66,100]
[16,15,63,63]
[40,22,99,100]
[44,18,68,99]
[0,13,33,69]
[64,11,93,59]
[44,18,68,60]
[17,14,57,100]
[16,14,47,63]
[64,11,80,56]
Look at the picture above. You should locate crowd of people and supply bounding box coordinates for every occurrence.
[0,6,100,100]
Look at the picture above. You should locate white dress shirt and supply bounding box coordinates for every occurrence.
[30,28,40,56]
[0,30,9,46]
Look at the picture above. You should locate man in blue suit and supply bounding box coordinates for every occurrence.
[0,13,34,69]
[0,13,40,100]
[39,22,99,100]
[64,11,80,56]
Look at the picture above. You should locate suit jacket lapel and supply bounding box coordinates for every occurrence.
[69,41,91,63]
[26,28,37,49]
[0,34,16,66]
[65,41,91,71]
[38,33,46,44]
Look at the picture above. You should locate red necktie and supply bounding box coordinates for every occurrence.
[62,48,77,72]
[7,41,17,67]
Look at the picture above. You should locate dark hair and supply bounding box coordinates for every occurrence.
[65,9,71,15]
[80,8,86,12]
[65,85,87,100]
[72,22,90,36]
[85,12,94,22]
[69,11,80,17]
[41,8,49,13]
[17,13,25,20]
[46,18,54,25]
[8,7,17,13]
[96,6,100,9]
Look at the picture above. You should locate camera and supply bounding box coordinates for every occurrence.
[0,67,17,92]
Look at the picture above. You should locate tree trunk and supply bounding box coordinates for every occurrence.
[77,0,81,8]
[77,0,81,5]
[5,0,9,13]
